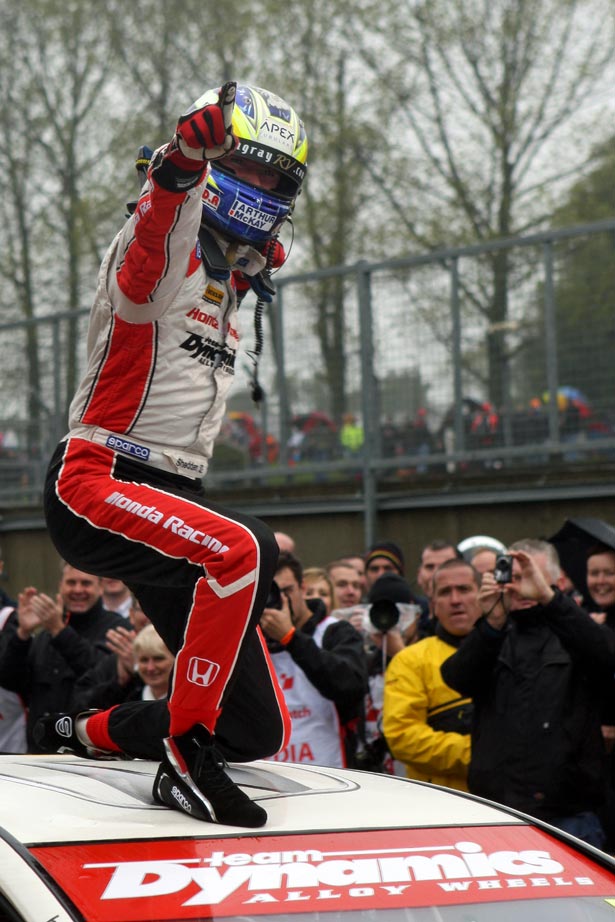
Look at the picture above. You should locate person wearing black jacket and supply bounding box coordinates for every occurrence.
[584,542,615,849]
[0,563,125,751]
[68,599,151,712]
[0,546,25,752]
[70,640,144,712]
[260,552,368,768]
[441,538,615,848]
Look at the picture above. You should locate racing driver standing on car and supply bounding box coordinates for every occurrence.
[37,82,308,828]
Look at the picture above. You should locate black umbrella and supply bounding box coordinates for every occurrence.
[548,517,615,606]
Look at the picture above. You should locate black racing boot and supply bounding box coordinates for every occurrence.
[153,725,267,827]
[32,711,106,757]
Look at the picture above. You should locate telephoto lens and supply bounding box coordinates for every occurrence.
[368,598,400,634]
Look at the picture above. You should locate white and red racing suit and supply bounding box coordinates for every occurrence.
[44,153,290,756]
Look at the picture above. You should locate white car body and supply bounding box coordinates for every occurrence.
[0,754,614,920]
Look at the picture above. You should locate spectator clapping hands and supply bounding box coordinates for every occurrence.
[16,587,64,639]
[105,626,137,685]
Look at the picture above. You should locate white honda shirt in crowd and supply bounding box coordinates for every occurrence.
[267,615,345,768]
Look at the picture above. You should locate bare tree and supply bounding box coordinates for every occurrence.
[251,0,381,422]
[27,2,119,408]
[345,0,615,404]
[0,0,124,435]
[0,11,43,448]
[102,0,265,141]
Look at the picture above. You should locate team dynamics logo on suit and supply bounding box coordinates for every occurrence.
[180,332,236,371]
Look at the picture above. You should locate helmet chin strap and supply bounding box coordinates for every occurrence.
[196,222,277,405]
[225,241,240,265]
[246,236,278,405]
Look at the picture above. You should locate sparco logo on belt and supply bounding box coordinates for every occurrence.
[106,435,150,460]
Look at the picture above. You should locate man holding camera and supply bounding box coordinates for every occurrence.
[260,552,368,768]
[441,538,615,848]
[382,558,480,790]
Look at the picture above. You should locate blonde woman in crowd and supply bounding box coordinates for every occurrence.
[302,567,334,616]
[133,625,175,701]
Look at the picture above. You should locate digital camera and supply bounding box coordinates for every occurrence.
[493,554,513,584]
[265,580,283,610]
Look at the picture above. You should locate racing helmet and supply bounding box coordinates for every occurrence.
[200,84,308,246]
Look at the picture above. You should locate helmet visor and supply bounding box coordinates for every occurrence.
[219,153,282,193]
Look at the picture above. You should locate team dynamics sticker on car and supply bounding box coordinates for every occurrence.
[29,826,615,921]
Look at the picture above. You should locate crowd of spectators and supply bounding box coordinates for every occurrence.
[214,389,615,476]
[1,517,615,851]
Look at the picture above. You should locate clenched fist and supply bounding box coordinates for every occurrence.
[175,81,237,162]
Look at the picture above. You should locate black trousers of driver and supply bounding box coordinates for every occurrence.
[44,439,289,762]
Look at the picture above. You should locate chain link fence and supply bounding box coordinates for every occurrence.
[1,219,614,522]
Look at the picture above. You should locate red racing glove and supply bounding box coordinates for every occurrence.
[174,81,237,163]
[152,82,237,191]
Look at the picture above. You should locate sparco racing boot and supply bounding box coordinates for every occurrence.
[154,725,267,827]
[32,710,106,757]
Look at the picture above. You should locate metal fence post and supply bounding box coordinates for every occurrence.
[543,240,560,443]
[450,257,465,453]
[357,260,377,549]
[52,318,64,447]
[274,286,290,465]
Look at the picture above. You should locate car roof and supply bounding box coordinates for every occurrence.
[3,756,615,921]
[0,754,521,844]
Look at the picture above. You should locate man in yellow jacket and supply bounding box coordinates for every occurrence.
[383,558,481,791]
